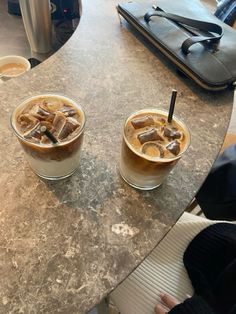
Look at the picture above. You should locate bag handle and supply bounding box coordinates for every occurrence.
[144,9,223,54]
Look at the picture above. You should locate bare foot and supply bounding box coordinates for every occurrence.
[155,293,180,314]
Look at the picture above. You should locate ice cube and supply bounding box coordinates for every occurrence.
[26,104,54,121]
[59,105,77,117]
[58,117,80,140]
[138,128,163,144]
[53,112,67,135]
[17,114,38,132]
[163,127,182,140]
[142,142,164,158]
[38,105,55,121]
[28,104,55,122]
[24,122,42,142]
[166,140,180,156]
[42,99,63,112]
[131,115,154,129]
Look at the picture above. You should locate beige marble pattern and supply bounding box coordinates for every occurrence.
[0,0,234,313]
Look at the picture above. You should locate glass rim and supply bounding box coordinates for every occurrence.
[10,93,86,148]
[122,108,191,162]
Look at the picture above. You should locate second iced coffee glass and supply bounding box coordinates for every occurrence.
[119,109,190,190]
[11,94,85,180]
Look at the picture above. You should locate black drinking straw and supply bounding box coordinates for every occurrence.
[40,126,58,144]
[167,89,177,123]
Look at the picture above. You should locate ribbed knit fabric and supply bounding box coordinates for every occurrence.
[110,214,236,314]
[183,223,236,314]
[110,213,216,314]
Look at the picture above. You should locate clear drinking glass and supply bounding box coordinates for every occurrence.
[11,93,86,180]
[119,109,190,190]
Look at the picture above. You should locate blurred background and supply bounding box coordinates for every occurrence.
[0,0,82,62]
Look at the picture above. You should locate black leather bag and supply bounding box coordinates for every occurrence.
[117,0,236,90]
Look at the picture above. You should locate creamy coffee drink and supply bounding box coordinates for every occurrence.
[11,94,85,180]
[119,109,190,190]
[0,63,27,77]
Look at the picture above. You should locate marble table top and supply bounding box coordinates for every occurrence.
[0,0,233,313]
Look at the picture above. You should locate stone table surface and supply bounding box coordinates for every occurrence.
[0,0,234,313]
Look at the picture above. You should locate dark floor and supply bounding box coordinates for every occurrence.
[0,0,30,58]
[0,0,79,61]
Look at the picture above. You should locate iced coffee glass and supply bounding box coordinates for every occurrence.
[11,94,86,180]
[119,109,190,190]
